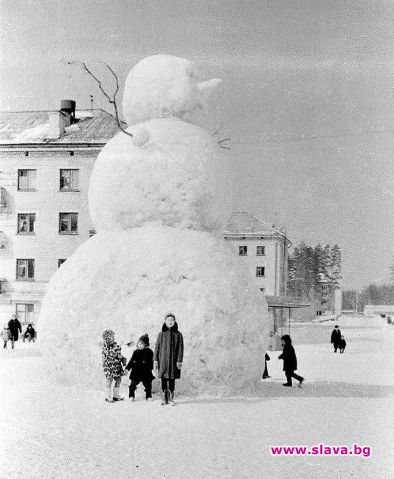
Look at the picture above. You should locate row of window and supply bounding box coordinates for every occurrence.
[17,213,78,234]
[239,245,265,256]
[16,258,66,280]
[17,169,79,191]
[14,259,264,280]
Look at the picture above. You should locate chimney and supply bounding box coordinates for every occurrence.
[46,100,76,140]
[61,99,76,124]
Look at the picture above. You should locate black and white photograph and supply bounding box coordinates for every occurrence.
[0,1,393,478]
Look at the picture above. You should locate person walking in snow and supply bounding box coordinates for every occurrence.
[153,313,184,406]
[331,325,342,353]
[102,329,127,403]
[2,325,11,349]
[8,314,22,349]
[339,335,346,354]
[125,333,154,401]
[278,335,304,388]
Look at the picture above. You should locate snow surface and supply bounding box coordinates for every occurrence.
[39,227,268,394]
[1,318,393,478]
[11,123,50,143]
[122,55,221,126]
[88,118,232,233]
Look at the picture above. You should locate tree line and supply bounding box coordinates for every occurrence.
[287,243,341,305]
[342,284,394,311]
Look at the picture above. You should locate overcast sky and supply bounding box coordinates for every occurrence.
[1,0,393,289]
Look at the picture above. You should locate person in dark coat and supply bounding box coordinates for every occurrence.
[23,324,36,343]
[262,352,271,379]
[153,313,184,406]
[339,335,346,354]
[278,335,304,387]
[8,314,22,349]
[125,334,154,401]
[331,325,342,353]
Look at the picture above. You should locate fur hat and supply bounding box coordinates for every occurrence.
[102,329,114,343]
[138,333,150,347]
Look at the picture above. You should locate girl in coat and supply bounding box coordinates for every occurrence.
[102,329,127,403]
[2,326,11,349]
[125,333,154,401]
[153,313,184,406]
[278,334,304,388]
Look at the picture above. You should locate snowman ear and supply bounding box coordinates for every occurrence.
[131,127,150,147]
[198,78,222,101]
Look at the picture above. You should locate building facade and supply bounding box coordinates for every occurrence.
[0,101,120,326]
[223,211,291,296]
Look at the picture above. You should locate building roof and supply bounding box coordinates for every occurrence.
[0,109,123,145]
[224,211,291,245]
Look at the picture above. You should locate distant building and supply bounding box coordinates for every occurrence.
[0,100,121,326]
[364,305,394,317]
[223,211,291,296]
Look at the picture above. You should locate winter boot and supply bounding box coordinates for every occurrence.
[105,386,113,403]
[161,390,170,406]
[169,392,175,406]
[113,386,124,401]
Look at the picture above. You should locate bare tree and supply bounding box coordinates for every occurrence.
[65,60,133,139]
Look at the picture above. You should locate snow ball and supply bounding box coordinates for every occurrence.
[88,119,232,233]
[122,54,221,126]
[39,227,269,396]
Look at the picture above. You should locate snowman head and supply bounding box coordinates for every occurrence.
[122,54,222,126]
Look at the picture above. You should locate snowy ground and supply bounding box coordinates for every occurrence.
[1,316,393,479]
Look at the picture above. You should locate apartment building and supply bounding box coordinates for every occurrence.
[223,211,291,296]
[0,100,120,326]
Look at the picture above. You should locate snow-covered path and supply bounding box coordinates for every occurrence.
[1,317,393,478]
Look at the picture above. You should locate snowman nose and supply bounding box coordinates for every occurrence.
[198,78,222,94]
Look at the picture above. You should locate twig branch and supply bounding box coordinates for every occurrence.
[65,60,133,139]
[218,138,231,149]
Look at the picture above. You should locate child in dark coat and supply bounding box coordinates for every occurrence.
[278,334,304,388]
[339,335,346,353]
[125,334,154,401]
[153,313,184,406]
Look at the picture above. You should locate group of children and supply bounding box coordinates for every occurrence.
[102,313,184,406]
[2,317,35,349]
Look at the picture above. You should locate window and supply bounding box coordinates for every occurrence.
[17,213,36,234]
[18,169,37,191]
[58,259,66,267]
[16,259,35,280]
[60,169,79,191]
[239,246,247,256]
[59,213,78,234]
[256,267,265,277]
[256,246,265,256]
[16,303,34,325]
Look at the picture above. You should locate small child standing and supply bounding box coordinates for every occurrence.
[2,326,11,349]
[125,334,154,401]
[102,329,127,403]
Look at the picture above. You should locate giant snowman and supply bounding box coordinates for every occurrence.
[39,55,269,395]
